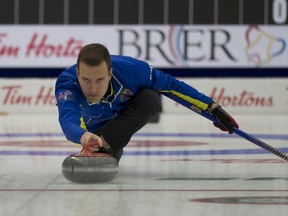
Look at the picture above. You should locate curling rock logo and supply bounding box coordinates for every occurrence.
[245,25,286,66]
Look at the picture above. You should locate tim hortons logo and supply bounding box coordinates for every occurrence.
[210,87,273,107]
[0,32,83,58]
[0,33,19,57]
[1,85,56,106]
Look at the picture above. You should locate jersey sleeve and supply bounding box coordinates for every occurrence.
[55,73,86,144]
[136,62,212,111]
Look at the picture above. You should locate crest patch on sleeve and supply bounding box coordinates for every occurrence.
[57,90,74,102]
[120,89,133,102]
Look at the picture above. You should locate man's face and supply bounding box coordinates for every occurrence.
[77,61,112,103]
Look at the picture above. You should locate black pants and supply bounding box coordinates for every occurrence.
[96,88,161,152]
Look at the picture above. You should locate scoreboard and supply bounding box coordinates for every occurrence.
[0,0,287,25]
[189,0,287,25]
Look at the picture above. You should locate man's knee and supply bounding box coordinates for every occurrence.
[130,88,161,114]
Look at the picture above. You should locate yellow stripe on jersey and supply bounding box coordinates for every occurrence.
[160,90,209,111]
[69,116,88,146]
[80,116,87,130]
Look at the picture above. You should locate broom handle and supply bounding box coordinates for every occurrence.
[161,92,288,162]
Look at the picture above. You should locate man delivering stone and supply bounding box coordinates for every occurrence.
[55,43,239,162]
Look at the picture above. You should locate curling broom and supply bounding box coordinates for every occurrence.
[162,92,288,162]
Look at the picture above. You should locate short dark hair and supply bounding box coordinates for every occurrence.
[77,43,111,70]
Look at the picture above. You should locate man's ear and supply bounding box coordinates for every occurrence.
[109,68,113,80]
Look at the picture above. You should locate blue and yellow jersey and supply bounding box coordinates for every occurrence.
[55,55,212,144]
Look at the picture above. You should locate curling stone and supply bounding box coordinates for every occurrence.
[62,142,119,183]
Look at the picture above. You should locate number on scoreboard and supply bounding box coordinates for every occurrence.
[271,0,287,24]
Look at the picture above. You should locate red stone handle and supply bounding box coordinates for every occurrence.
[72,141,110,157]
[73,141,100,157]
